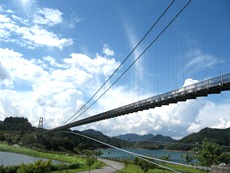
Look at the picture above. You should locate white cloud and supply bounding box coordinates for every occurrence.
[0,48,121,128]
[43,56,63,68]
[185,49,219,74]
[187,123,201,134]
[0,5,73,49]
[16,25,73,49]
[0,48,49,84]
[33,8,63,26]
[102,44,114,56]
[0,14,11,22]
[122,19,144,81]
[186,100,230,134]
[0,62,10,80]
[0,47,229,137]
[183,78,199,87]
[65,53,119,77]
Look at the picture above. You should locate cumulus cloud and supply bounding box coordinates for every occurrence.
[65,53,119,77]
[0,62,10,80]
[0,47,120,128]
[186,101,230,133]
[16,25,73,49]
[0,47,229,137]
[1,46,228,138]
[183,78,199,87]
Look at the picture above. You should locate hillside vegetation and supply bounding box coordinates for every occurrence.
[0,117,229,152]
[165,127,230,151]
[180,127,230,146]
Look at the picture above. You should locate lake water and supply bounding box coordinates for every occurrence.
[101,148,193,163]
[0,151,63,166]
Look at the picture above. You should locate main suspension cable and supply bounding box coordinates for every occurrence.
[61,0,176,125]
[68,0,192,123]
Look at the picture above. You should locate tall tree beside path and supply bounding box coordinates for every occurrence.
[194,139,230,167]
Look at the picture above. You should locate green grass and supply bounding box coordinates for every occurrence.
[0,143,105,172]
[115,162,207,173]
[0,143,82,163]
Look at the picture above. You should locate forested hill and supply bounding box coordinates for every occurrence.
[1,117,230,151]
[179,127,230,146]
[0,117,34,131]
[114,133,175,143]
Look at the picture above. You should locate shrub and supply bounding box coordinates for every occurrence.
[17,160,52,173]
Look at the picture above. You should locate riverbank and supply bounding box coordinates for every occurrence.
[0,143,104,172]
[0,143,82,163]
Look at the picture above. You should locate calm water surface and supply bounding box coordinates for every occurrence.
[0,151,63,166]
[101,148,193,163]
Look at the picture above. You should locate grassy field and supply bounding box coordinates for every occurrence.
[114,162,206,173]
[0,143,105,172]
[0,143,208,172]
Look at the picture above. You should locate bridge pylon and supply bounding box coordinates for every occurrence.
[36,117,44,142]
[38,117,43,129]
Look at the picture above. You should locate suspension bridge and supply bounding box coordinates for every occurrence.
[39,0,230,137]
[47,73,230,133]
[37,1,230,172]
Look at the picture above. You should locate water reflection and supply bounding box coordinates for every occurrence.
[0,151,63,166]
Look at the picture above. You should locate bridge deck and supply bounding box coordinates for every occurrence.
[47,73,230,133]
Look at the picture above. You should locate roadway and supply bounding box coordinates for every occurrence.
[80,159,124,173]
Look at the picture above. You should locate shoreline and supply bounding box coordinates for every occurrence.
[0,143,106,172]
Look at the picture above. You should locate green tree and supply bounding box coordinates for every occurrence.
[83,150,96,173]
[94,150,102,158]
[123,158,130,173]
[181,152,194,164]
[17,160,52,173]
[136,157,156,173]
[134,157,140,173]
[217,152,230,165]
[20,133,36,145]
[0,133,5,141]
[194,139,226,166]
[94,150,102,167]
[159,154,171,161]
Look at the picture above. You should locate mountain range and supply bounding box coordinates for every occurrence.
[1,117,229,151]
[114,133,175,143]
[81,127,230,151]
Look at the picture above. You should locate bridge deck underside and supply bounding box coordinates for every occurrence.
[48,73,230,133]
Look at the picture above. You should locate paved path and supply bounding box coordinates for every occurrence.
[80,159,124,173]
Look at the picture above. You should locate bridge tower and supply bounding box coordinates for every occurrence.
[38,117,43,129]
[36,117,43,142]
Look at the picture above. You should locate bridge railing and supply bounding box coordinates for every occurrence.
[97,72,229,118]
[133,72,230,110]
[223,73,230,85]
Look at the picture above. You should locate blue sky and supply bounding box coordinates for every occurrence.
[0,0,230,139]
